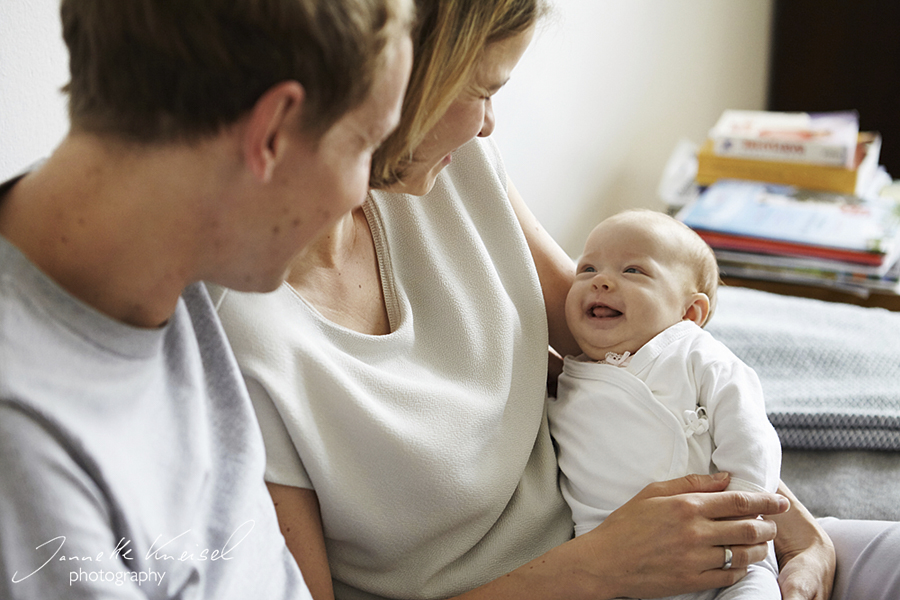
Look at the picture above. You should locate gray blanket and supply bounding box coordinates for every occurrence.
[707,287,900,450]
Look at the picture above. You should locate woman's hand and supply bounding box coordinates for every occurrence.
[461,473,789,600]
[770,481,836,600]
[576,473,789,600]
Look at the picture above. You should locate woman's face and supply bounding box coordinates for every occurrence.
[398,27,535,195]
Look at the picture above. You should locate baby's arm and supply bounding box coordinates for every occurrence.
[694,340,781,494]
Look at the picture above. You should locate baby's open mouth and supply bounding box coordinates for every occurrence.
[589,304,622,318]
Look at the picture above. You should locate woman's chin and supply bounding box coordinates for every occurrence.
[393,167,442,197]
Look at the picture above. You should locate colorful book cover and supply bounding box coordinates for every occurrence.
[676,180,900,266]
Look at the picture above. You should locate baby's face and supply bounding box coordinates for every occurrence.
[566,216,695,361]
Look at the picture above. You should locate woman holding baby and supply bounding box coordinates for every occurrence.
[213,1,900,598]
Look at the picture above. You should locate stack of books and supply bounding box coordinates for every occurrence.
[697,110,884,197]
[671,109,900,297]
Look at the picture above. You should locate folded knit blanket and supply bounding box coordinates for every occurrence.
[707,287,900,450]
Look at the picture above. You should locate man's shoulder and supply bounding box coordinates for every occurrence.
[0,238,62,403]
[0,254,210,428]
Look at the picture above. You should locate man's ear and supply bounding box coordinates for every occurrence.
[242,81,305,183]
[682,292,711,327]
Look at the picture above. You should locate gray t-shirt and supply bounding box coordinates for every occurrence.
[0,175,311,599]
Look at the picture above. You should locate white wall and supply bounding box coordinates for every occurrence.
[493,0,773,255]
[0,0,772,257]
[0,0,69,179]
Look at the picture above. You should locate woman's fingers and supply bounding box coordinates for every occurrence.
[582,476,787,599]
[638,474,790,520]
[704,490,790,520]
[587,477,784,599]
[702,541,770,573]
[706,513,779,546]
[633,472,731,498]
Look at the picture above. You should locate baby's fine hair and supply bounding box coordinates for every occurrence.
[608,209,720,325]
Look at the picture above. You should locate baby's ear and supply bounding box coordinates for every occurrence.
[682,293,711,327]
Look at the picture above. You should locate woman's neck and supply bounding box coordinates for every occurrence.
[286,205,391,335]
[288,208,365,275]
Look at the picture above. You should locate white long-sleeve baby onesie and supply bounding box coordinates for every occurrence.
[549,320,781,536]
[549,321,782,599]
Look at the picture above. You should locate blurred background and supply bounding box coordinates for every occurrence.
[2,0,897,257]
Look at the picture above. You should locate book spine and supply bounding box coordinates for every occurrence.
[697,134,882,196]
[696,154,857,194]
[711,136,852,167]
[694,230,886,266]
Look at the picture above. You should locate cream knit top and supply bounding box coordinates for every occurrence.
[214,137,572,600]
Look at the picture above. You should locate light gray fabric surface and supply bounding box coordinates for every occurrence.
[708,286,900,520]
[821,517,900,599]
[708,287,900,450]
[782,450,900,520]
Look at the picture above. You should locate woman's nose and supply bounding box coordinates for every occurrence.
[478,99,495,138]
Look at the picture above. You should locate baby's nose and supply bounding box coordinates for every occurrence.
[591,274,612,291]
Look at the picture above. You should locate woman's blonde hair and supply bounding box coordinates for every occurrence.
[370,0,549,188]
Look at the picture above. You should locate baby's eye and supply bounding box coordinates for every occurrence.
[580,265,596,274]
[624,267,642,274]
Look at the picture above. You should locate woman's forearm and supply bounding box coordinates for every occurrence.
[769,480,836,600]
[456,474,788,600]
[273,474,790,600]
[268,483,336,600]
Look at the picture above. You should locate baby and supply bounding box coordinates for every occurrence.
[548,209,782,599]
